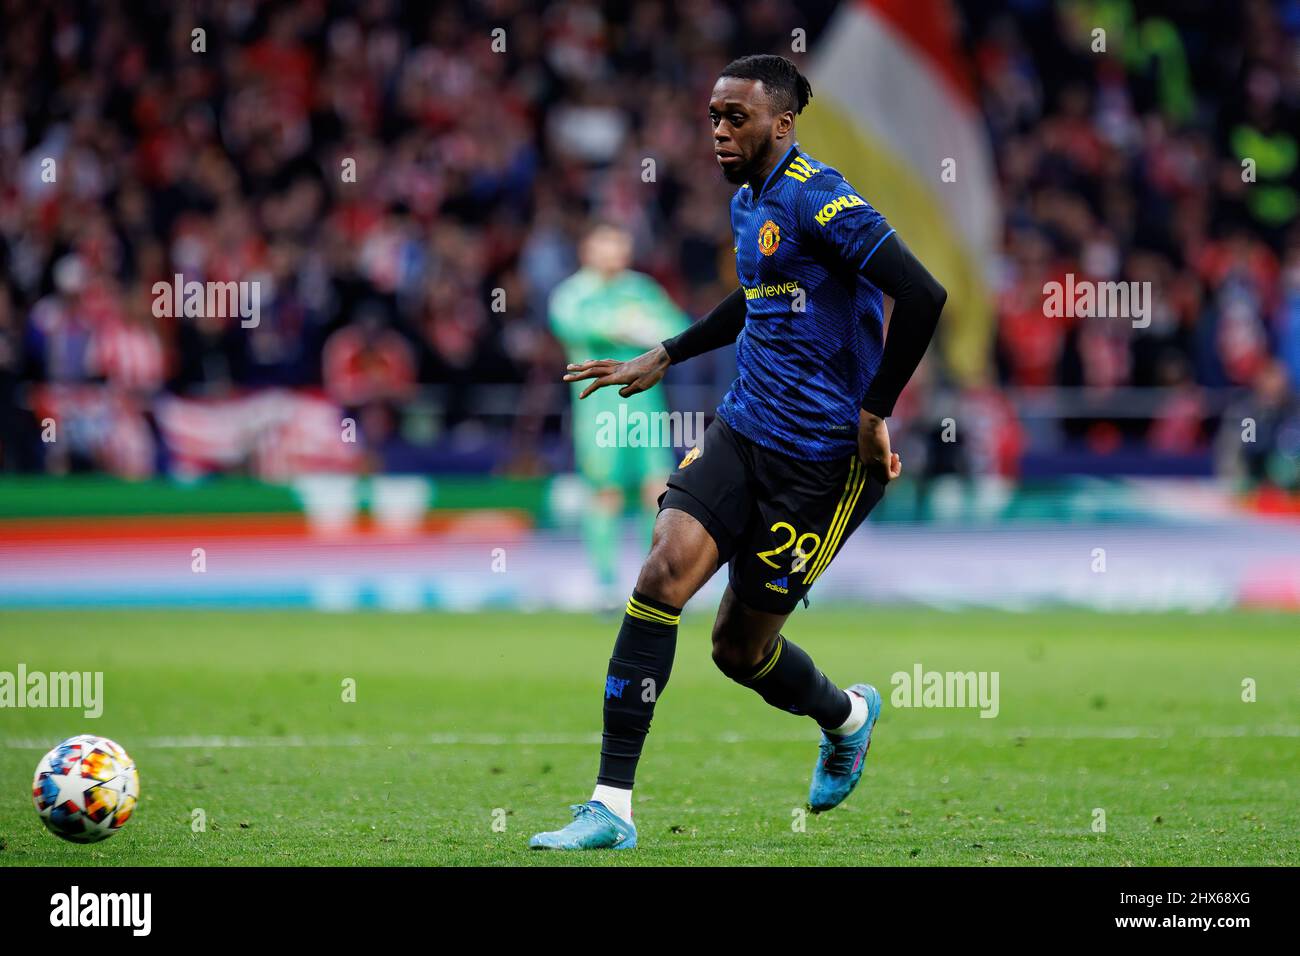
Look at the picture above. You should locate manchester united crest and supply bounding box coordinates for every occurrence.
[757,219,780,256]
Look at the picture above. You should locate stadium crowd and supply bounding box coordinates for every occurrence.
[0,0,1297,488]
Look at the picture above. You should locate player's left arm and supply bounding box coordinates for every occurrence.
[858,234,947,418]
[855,233,946,482]
[797,181,946,482]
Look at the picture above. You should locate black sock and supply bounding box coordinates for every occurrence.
[734,634,850,728]
[596,590,680,789]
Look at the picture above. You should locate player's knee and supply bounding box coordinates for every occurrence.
[635,547,688,605]
[710,622,771,680]
[710,637,747,679]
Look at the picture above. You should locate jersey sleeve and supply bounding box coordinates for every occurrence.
[796,176,895,272]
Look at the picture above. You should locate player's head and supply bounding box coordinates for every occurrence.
[580,221,633,278]
[710,54,812,185]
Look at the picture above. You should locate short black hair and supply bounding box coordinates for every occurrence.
[718,54,813,115]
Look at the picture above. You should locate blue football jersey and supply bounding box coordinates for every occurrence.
[717,143,896,460]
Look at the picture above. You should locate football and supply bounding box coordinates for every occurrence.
[32,735,140,844]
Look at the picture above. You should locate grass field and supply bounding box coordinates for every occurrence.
[0,609,1296,866]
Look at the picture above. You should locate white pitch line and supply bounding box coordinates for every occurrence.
[4,725,1299,751]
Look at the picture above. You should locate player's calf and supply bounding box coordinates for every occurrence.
[601,509,718,792]
[529,507,720,849]
[711,587,853,729]
[598,588,682,794]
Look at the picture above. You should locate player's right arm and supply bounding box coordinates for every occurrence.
[660,286,745,364]
[562,286,746,399]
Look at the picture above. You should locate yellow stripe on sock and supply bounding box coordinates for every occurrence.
[628,595,679,624]
[626,596,680,625]
[626,606,676,629]
[750,635,784,682]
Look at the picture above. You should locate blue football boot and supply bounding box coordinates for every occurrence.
[808,683,882,813]
[528,801,637,850]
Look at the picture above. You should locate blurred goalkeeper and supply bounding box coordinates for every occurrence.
[549,223,689,608]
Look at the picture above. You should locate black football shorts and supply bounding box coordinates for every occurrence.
[658,415,887,614]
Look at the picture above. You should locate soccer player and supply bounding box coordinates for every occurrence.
[530,55,947,850]
[549,223,689,608]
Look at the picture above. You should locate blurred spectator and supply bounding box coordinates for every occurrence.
[1218,359,1300,490]
[0,0,1296,484]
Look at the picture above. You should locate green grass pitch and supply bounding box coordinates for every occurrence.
[0,609,1296,866]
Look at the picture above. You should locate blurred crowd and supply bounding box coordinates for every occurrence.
[0,0,1297,489]
[965,0,1300,487]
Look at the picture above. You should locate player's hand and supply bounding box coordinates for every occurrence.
[857,410,902,484]
[563,344,671,399]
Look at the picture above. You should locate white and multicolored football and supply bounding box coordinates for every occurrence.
[32,735,140,843]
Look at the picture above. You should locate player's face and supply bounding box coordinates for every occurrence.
[709,77,791,185]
